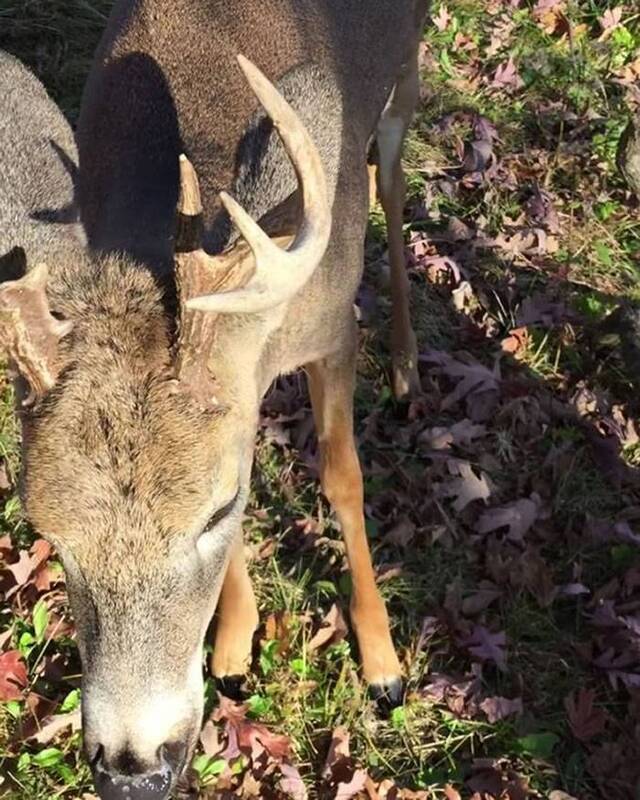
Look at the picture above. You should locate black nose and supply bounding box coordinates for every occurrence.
[93,747,174,800]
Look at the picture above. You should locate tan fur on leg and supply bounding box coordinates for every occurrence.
[306,353,402,690]
[212,538,259,680]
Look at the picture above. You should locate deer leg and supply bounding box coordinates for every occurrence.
[376,59,420,399]
[212,536,259,699]
[306,349,403,709]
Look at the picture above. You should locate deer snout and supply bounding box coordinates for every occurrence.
[92,742,180,800]
[82,678,201,800]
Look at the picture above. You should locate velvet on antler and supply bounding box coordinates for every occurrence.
[173,155,258,409]
[0,262,73,405]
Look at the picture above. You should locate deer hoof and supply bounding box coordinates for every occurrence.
[215,674,247,701]
[392,342,420,400]
[369,677,404,716]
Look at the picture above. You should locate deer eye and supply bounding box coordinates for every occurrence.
[202,489,240,534]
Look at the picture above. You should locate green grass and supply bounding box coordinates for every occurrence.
[2,0,640,798]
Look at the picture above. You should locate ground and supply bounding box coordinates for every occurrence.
[1,1,640,798]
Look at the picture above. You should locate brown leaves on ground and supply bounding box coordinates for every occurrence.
[466,760,530,800]
[307,604,348,652]
[474,495,540,543]
[202,694,304,798]
[422,350,501,422]
[322,726,429,800]
[564,688,607,742]
[322,727,367,800]
[439,459,492,512]
[458,625,508,671]
[480,695,523,723]
[1,536,60,599]
[0,649,28,701]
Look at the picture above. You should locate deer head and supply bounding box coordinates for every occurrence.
[7,55,330,800]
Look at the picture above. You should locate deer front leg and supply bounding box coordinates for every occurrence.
[212,536,259,699]
[306,351,403,709]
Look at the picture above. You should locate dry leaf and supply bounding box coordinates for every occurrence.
[490,57,524,90]
[419,419,487,450]
[29,710,82,745]
[565,688,607,742]
[459,625,507,671]
[308,605,348,652]
[334,769,368,800]
[0,650,28,701]
[480,695,523,722]
[441,461,492,512]
[280,763,308,800]
[475,496,540,542]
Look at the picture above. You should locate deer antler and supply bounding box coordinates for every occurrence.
[0,262,73,405]
[173,156,257,409]
[185,54,331,314]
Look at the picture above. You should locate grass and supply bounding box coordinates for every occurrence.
[1,0,640,798]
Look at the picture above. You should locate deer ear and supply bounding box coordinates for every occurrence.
[0,259,73,406]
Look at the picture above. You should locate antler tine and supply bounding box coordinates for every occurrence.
[173,155,224,409]
[186,54,331,314]
[175,154,204,253]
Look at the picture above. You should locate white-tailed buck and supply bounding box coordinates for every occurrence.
[0,2,427,798]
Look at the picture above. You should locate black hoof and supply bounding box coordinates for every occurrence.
[369,677,404,717]
[215,674,246,701]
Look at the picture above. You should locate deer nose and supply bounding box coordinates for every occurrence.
[92,745,175,800]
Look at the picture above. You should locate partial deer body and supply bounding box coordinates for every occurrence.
[0,3,427,798]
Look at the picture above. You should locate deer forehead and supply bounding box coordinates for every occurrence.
[23,376,243,546]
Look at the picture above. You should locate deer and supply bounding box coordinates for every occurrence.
[0,1,428,798]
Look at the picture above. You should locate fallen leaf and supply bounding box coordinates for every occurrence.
[501,326,529,354]
[280,763,308,800]
[308,605,348,652]
[480,695,523,722]
[6,550,33,588]
[441,461,492,512]
[462,139,494,173]
[459,625,507,671]
[29,710,82,745]
[516,294,571,328]
[587,518,640,547]
[525,185,560,233]
[520,547,558,608]
[212,693,292,764]
[475,496,540,543]
[433,4,451,32]
[473,115,500,142]
[323,726,351,776]
[565,688,607,742]
[422,255,462,284]
[422,350,501,422]
[490,57,524,91]
[462,582,502,615]
[598,6,622,36]
[0,650,28,701]
[334,770,368,800]
[0,462,10,491]
[419,419,487,450]
[383,517,415,548]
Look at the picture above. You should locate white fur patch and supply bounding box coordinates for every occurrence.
[83,648,204,764]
